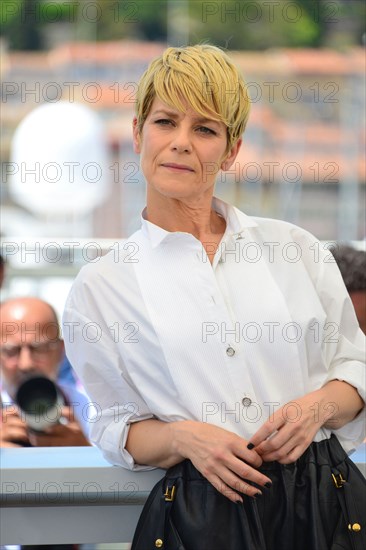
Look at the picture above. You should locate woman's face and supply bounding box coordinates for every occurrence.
[133,97,241,202]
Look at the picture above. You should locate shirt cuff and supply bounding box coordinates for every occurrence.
[323,361,366,452]
[323,360,366,403]
[92,412,155,471]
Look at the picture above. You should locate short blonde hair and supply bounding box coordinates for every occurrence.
[135,44,251,151]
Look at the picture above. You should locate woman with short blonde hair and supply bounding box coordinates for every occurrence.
[64,44,365,550]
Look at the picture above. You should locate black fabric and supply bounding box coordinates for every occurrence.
[21,546,78,550]
[21,546,78,549]
[131,435,365,550]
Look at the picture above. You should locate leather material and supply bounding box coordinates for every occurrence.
[131,435,366,550]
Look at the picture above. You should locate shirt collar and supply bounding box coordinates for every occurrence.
[140,196,258,249]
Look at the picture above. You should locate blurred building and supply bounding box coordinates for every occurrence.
[1,41,365,240]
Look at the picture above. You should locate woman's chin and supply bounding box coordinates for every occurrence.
[148,181,212,203]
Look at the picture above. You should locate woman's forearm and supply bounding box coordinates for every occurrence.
[125,381,364,474]
[125,417,272,503]
[125,418,186,468]
[317,380,364,429]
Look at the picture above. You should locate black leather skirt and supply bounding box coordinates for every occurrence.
[132,435,365,550]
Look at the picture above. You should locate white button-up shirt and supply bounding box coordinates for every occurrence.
[63,198,365,469]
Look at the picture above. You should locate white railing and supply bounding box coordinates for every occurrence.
[0,446,164,546]
[0,445,365,546]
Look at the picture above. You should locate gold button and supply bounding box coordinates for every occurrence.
[155,539,163,548]
[348,523,361,532]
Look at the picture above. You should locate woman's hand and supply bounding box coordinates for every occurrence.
[127,418,272,503]
[246,393,326,464]
[247,381,364,464]
[173,421,273,503]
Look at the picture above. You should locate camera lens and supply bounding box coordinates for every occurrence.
[16,376,64,431]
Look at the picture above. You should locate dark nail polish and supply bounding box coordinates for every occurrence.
[247,442,255,450]
[253,492,262,499]
[265,482,272,489]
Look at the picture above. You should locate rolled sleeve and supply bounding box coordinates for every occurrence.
[309,240,366,451]
[323,331,366,452]
[63,288,154,470]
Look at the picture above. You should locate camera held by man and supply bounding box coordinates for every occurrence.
[0,297,91,448]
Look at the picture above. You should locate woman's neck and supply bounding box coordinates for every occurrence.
[145,192,226,244]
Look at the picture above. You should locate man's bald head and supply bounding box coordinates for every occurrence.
[1,297,60,339]
[0,297,64,399]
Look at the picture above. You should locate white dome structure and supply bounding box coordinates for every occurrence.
[10,101,110,216]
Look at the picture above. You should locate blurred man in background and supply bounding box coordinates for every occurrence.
[0,297,91,448]
[332,244,366,334]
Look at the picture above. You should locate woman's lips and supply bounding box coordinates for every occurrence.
[161,163,195,172]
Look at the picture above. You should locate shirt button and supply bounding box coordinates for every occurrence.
[242,397,252,407]
[226,346,235,357]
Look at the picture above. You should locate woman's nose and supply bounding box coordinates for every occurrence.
[170,127,192,153]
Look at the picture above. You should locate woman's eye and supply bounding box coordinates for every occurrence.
[155,119,172,126]
[197,126,216,135]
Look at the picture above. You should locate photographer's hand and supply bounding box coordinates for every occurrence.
[0,406,30,447]
[28,406,90,447]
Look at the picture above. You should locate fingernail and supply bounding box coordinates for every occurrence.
[265,482,272,489]
[247,443,255,450]
[253,492,262,499]
[235,498,243,505]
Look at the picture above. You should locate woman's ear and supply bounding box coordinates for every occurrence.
[132,117,141,154]
[221,138,242,171]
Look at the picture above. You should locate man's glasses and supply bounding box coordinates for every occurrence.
[0,341,60,360]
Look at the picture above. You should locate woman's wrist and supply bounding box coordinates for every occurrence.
[314,380,364,429]
[170,419,197,461]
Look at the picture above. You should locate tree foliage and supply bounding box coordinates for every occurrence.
[1,0,365,50]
